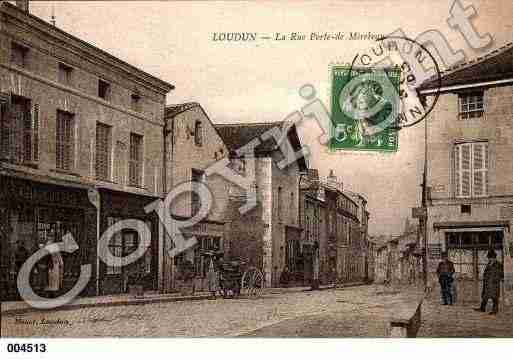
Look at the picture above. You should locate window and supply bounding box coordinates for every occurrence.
[56,110,75,171]
[96,122,111,180]
[11,42,29,68]
[106,217,152,275]
[98,79,111,101]
[191,169,205,216]
[277,187,283,221]
[58,62,73,86]
[290,192,294,222]
[459,92,484,120]
[461,204,471,214]
[131,93,141,113]
[194,121,202,146]
[0,96,39,164]
[454,142,488,198]
[129,133,143,187]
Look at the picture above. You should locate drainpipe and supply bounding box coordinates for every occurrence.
[87,188,101,296]
[161,121,168,293]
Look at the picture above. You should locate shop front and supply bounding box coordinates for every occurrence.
[433,221,510,303]
[98,189,160,295]
[0,174,97,301]
[173,219,225,292]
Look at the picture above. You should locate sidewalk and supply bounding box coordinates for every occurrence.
[1,281,366,316]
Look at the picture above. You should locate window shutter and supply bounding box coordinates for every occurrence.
[460,143,471,197]
[22,105,32,163]
[454,145,460,197]
[0,101,9,159]
[472,142,488,196]
[32,104,39,162]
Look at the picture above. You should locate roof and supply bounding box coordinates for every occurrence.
[1,2,174,94]
[215,121,308,170]
[420,42,513,91]
[215,122,284,153]
[165,102,200,118]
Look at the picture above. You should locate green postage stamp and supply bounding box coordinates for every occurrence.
[330,65,401,152]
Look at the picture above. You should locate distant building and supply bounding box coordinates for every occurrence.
[0,2,174,299]
[215,122,307,287]
[420,43,513,303]
[300,169,368,286]
[299,168,326,287]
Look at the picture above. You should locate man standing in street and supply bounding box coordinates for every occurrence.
[475,249,504,315]
[437,252,455,305]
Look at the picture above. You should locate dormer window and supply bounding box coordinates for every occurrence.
[98,79,111,101]
[11,42,29,68]
[459,91,484,120]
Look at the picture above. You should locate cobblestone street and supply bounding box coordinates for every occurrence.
[2,285,512,338]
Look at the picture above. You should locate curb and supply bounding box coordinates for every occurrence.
[2,282,370,316]
[1,294,213,317]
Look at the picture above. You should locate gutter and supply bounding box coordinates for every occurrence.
[420,78,513,95]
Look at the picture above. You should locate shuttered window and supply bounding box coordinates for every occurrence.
[191,169,205,216]
[454,142,488,198]
[96,122,111,180]
[0,96,39,164]
[56,110,75,171]
[129,133,143,187]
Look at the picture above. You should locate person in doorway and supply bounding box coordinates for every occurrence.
[280,266,291,288]
[474,249,504,315]
[45,242,64,298]
[436,252,455,305]
[207,257,219,298]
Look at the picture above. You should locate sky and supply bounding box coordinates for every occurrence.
[26,0,513,236]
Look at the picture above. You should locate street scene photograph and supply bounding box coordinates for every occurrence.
[1,0,513,352]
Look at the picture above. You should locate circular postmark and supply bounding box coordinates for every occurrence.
[342,35,442,133]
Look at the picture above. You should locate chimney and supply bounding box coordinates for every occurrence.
[327,169,343,192]
[16,1,29,12]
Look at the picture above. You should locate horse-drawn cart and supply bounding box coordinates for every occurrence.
[202,251,265,298]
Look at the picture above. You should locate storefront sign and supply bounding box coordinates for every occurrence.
[0,176,85,207]
[186,221,224,236]
[412,207,427,219]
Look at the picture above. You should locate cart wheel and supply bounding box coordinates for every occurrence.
[241,267,265,297]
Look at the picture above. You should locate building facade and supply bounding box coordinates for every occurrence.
[420,43,513,304]
[300,169,368,286]
[0,2,173,299]
[215,122,307,287]
[163,103,230,292]
[299,168,326,287]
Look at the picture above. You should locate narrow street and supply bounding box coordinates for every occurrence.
[3,285,512,338]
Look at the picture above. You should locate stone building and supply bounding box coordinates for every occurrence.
[300,169,367,286]
[215,121,307,287]
[163,103,230,292]
[420,43,513,304]
[299,168,326,287]
[0,2,174,299]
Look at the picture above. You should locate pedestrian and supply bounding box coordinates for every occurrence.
[474,249,504,315]
[280,266,291,288]
[206,257,219,298]
[45,241,64,298]
[436,252,455,305]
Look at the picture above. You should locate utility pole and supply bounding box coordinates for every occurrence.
[421,115,428,288]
